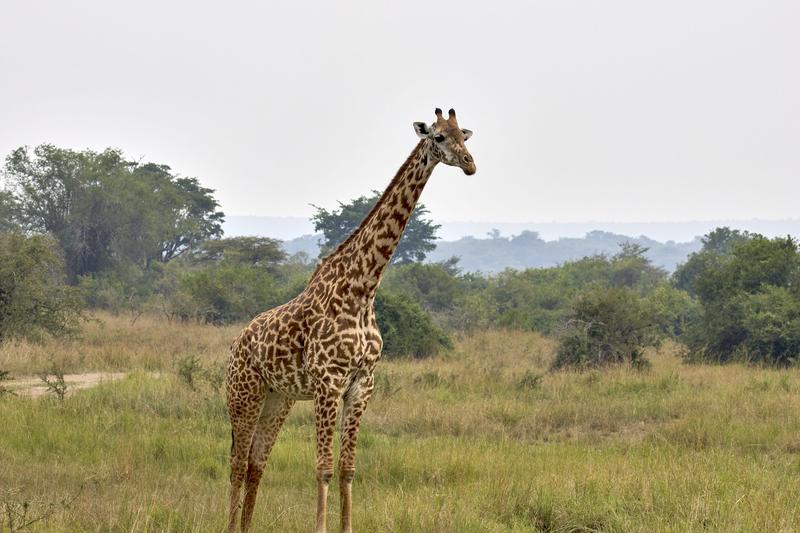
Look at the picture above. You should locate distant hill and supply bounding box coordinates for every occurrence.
[277,231,699,273]
[282,234,320,258]
[224,216,800,273]
[425,231,701,272]
[434,219,800,242]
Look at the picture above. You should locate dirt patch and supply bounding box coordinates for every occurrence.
[4,372,129,397]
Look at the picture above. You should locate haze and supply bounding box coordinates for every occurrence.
[1,1,798,226]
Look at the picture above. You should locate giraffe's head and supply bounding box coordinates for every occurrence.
[414,108,476,175]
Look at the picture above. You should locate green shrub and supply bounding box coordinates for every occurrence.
[552,286,659,370]
[382,259,464,312]
[485,246,671,335]
[39,363,68,401]
[374,290,451,358]
[678,230,800,366]
[738,286,800,365]
[0,232,83,343]
[176,355,203,390]
[685,286,800,366]
[79,262,165,317]
[178,264,293,324]
[643,283,699,337]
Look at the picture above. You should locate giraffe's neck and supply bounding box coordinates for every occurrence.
[330,139,437,294]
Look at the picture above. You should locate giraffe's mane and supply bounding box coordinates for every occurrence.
[308,139,427,282]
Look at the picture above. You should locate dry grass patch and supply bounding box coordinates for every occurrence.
[0,312,241,375]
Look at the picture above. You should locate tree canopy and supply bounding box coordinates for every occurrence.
[189,236,287,268]
[3,144,224,279]
[310,191,440,264]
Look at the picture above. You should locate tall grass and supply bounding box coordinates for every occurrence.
[1,316,800,531]
[0,313,240,375]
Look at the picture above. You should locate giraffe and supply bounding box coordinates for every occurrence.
[224,107,476,532]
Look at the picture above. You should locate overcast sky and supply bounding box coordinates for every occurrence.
[1,1,798,224]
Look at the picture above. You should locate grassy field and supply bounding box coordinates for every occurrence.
[2,314,800,532]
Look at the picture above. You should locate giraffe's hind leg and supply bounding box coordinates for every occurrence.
[338,373,375,533]
[226,365,267,533]
[240,393,295,532]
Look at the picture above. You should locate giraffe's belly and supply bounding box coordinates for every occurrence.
[258,337,376,401]
[265,374,315,400]
[257,347,317,400]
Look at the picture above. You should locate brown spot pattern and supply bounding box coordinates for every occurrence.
[224,109,475,532]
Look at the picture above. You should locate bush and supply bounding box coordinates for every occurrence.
[178,264,285,324]
[79,262,165,320]
[685,286,800,366]
[678,231,800,366]
[485,247,668,335]
[374,290,451,358]
[643,283,699,337]
[382,258,492,331]
[175,260,311,324]
[738,286,800,365]
[39,363,68,401]
[382,259,464,312]
[552,286,660,370]
[0,232,83,343]
[176,355,203,390]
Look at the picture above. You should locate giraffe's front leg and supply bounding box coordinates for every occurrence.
[313,384,341,533]
[338,372,374,533]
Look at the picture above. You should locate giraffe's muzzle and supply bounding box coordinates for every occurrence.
[461,153,476,175]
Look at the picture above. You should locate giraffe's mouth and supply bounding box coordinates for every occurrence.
[462,163,476,176]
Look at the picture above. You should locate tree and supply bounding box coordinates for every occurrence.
[673,227,751,295]
[0,232,83,342]
[487,228,502,240]
[610,243,665,291]
[190,236,287,267]
[311,191,440,264]
[134,164,225,263]
[3,145,224,278]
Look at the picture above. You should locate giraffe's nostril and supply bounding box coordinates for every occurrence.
[463,155,472,163]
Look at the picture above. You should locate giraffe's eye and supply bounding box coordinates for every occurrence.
[434,134,445,143]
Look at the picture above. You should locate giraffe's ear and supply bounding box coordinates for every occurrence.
[461,129,473,141]
[413,122,431,138]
